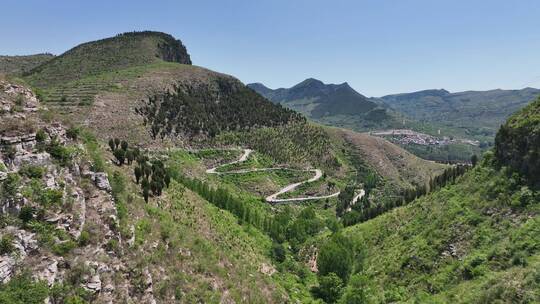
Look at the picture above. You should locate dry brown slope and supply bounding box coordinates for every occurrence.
[330,127,447,188]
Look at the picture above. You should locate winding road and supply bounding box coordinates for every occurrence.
[205,149,341,203]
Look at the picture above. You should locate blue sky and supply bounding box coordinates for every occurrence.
[2,0,540,96]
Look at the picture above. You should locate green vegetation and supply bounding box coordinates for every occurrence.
[0,273,49,304]
[26,31,191,88]
[0,234,15,255]
[381,88,540,143]
[0,54,54,76]
[248,79,408,134]
[495,96,540,188]
[138,81,304,138]
[217,122,339,171]
[337,154,540,303]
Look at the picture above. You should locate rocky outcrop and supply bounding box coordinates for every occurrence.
[141,267,157,304]
[83,170,112,192]
[12,151,50,168]
[0,227,39,283]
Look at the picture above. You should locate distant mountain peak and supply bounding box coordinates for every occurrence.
[293,78,326,89]
[248,78,379,118]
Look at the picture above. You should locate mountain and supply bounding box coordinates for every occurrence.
[380,87,540,141]
[248,79,405,129]
[0,54,54,76]
[1,31,537,304]
[248,78,378,117]
[23,31,301,143]
[336,96,540,303]
[0,32,452,302]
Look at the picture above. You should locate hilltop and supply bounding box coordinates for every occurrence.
[27,31,191,88]
[249,80,485,162]
[0,54,54,76]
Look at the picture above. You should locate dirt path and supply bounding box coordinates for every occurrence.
[346,189,366,212]
[206,149,341,203]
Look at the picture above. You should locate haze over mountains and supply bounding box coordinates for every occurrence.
[250,79,540,141]
[380,87,540,138]
[248,79,405,131]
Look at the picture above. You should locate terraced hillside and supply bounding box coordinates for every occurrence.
[24,31,191,105]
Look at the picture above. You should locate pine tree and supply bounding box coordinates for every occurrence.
[108,138,115,151]
[134,167,142,184]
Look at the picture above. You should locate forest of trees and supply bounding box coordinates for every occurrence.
[171,172,333,253]
[495,97,540,188]
[109,138,171,202]
[136,80,304,139]
[339,164,470,227]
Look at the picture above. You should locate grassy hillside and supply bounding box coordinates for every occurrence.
[24,31,191,104]
[495,96,540,188]
[330,98,540,303]
[0,54,54,75]
[342,158,539,303]
[26,31,190,88]
[1,31,493,303]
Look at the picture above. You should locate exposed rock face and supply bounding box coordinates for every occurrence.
[12,152,51,168]
[85,274,102,293]
[94,172,112,192]
[83,170,112,192]
[0,81,132,301]
[35,257,60,287]
[141,267,157,304]
[0,256,16,284]
[0,227,39,283]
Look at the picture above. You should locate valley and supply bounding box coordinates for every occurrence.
[205,148,342,203]
[249,80,539,163]
[0,30,538,304]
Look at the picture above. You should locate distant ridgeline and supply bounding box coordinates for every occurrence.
[0,54,54,76]
[248,79,414,132]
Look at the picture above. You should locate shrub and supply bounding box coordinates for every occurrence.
[0,273,49,304]
[19,206,34,223]
[66,127,80,140]
[311,273,344,303]
[52,240,76,256]
[38,189,63,206]
[19,165,45,179]
[1,173,21,198]
[317,234,355,282]
[47,140,73,166]
[77,230,91,247]
[35,129,47,143]
[270,242,286,263]
[0,234,15,255]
